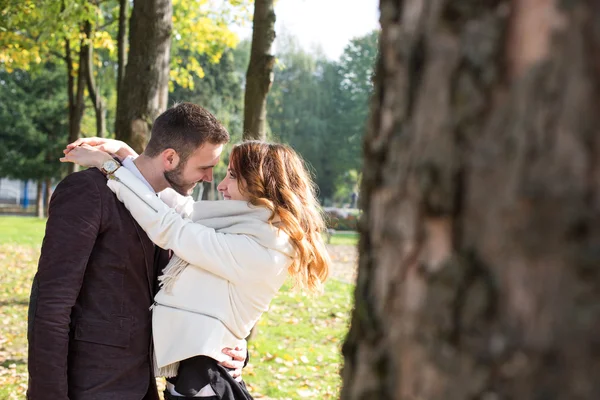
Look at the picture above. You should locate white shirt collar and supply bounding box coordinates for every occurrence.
[122,156,156,194]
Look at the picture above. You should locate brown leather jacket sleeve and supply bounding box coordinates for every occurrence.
[27,172,102,400]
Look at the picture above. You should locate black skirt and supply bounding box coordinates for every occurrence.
[164,355,253,400]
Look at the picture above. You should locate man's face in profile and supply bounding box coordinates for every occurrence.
[164,143,224,196]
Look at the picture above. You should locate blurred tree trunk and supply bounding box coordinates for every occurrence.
[202,181,211,200]
[115,0,172,153]
[341,1,600,399]
[65,35,86,174]
[116,0,128,101]
[243,0,275,140]
[36,180,44,219]
[44,178,51,217]
[83,20,106,138]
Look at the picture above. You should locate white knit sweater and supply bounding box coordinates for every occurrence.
[107,168,294,376]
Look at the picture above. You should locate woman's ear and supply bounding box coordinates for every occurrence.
[161,149,181,171]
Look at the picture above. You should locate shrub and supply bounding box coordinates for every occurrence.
[323,207,360,231]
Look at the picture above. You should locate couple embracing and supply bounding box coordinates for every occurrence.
[27,103,330,400]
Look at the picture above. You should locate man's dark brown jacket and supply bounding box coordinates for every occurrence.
[27,169,169,400]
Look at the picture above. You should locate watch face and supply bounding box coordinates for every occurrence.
[103,160,118,173]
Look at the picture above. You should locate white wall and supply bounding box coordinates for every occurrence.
[0,178,39,205]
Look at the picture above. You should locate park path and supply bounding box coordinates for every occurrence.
[326,244,358,284]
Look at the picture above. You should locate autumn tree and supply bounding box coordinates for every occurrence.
[342,0,600,399]
[114,0,173,152]
[1,0,247,155]
[243,0,276,140]
[114,0,243,152]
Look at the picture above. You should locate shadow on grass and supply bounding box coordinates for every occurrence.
[1,358,26,368]
[0,299,29,307]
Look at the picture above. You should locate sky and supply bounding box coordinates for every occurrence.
[233,0,380,60]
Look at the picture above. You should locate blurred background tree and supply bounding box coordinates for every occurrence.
[268,31,377,204]
[0,64,68,216]
[243,0,276,140]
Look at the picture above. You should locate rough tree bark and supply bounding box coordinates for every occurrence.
[243,0,276,140]
[341,0,600,399]
[115,0,172,153]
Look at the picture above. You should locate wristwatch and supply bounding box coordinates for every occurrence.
[101,159,121,175]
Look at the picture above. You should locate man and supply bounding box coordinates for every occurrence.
[27,103,243,400]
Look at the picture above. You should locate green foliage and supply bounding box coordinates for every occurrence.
[170,0,251,90]
[0,0,101,72]
[324,208,361,231]
[267,31,378,205]
[267,38,337,200]
[0,64,68,180]
[170,47,245,140]
[0,0,248,91]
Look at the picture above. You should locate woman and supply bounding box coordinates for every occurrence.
[61,140,330,399]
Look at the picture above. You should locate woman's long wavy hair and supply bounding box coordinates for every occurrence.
[229,141,330,292]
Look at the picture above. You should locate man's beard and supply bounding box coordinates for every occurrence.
[164,163,199,196]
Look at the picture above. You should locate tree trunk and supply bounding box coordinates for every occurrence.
[44,178,52,217]
[341,1,600,399]
[83,20,106,138]
[116,0,128,96]
[65,36,87,174]
[115,0,172,153]
[115,0,128,137]
[201,181,210,201]
[243,0,275,140]
[36,180,44,218]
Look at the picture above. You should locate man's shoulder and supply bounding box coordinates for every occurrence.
[55,168,109,192]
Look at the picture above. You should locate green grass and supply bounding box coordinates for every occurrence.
[0,216,47,247]
[328,231,359,246]
[0,244,37,399]
[246,280,352,399]
[0,217,354,399]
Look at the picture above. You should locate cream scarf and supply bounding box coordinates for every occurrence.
[152,200,294,377]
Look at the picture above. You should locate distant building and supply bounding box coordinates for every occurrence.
[0,178,46,208]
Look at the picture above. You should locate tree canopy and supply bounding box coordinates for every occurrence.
[0,64,68,180]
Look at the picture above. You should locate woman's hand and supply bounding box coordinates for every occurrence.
[64,137,139,160]
[60,144,115,169]
[220,347,246,380]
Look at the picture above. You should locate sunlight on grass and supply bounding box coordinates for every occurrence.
[328,232,358,246]
[0,244,38,399]
[0,216,47,247]
[245,280,353,399]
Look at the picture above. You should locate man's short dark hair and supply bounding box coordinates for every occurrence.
[144,103,230,162]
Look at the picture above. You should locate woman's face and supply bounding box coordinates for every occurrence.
[217,163,248,201]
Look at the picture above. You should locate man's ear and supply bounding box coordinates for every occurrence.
[161,149,181,171]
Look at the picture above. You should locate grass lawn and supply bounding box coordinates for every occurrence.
[0,216,354,399]
[0,216,47,247]
[327,231,358,246]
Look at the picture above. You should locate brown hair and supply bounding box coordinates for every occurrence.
[229,141,330,292]
[144,102,229,162]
